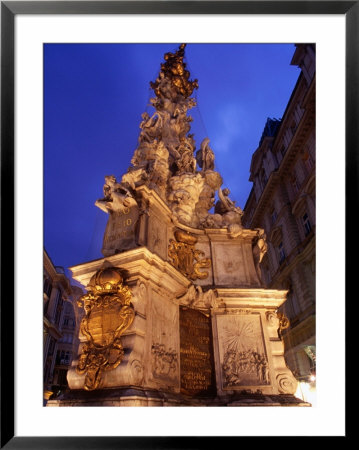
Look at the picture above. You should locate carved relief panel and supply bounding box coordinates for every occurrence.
[215,313,270,389]
[150,294,180,387]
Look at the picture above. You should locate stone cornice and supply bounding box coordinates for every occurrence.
[214,287,288,309]
[70,246,190,295]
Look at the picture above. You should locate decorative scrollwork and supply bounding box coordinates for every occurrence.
[277,311,290,339]
[168,230,211,280]
[266,311,279,327]
[76,267,135,391]
[276,373,297,394]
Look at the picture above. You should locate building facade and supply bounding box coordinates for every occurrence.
[243,44,316,383]
[43,249,82,402]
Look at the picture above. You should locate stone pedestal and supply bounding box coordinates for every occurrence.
[47,218,306,406]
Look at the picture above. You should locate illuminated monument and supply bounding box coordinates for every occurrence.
[48,45,308,406]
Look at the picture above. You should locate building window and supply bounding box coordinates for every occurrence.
[54,290,64,326]
[44,362,51,383]
[63,317,75,329]
[303,150,314,171]
[43,278,52,298]
[290,120,297,135]
[61,334,73,344]
[56,350,71,365]
[48,337,55,356]
[303,213,312,236]
[278,242,286,265]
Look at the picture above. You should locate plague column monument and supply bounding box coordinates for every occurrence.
[48,45,307,406]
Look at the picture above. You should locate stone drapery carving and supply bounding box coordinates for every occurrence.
[168,230,211,281]
[177,284,217,309]
[196,137,215,171]
[76,267,135,391]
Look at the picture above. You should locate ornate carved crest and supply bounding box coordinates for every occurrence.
[168,230,211,280]
[76,267,135,390]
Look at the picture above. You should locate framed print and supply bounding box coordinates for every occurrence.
[1,1,354,447]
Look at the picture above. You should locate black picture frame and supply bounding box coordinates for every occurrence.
[1,1,354,447]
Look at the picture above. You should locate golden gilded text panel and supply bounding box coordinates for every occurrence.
[179,307,216,396]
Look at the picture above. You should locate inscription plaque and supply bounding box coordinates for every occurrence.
[179,307,216,396]
[102,204,139,255]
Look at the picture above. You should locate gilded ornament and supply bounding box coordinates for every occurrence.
[277,312,290,331]
[76,267,135,390]
[168,230,211,280]
[150,44,198,99]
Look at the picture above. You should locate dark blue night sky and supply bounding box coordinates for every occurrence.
[44,43,300,273]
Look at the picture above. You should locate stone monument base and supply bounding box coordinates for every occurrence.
[47,387,310,407]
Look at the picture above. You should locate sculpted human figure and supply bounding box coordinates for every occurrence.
[252,229,268,282]
[215,188,243,216]
[196,137,215,171]
[175,138,196,174]
[138,111,164,144]
[213,188,244,232]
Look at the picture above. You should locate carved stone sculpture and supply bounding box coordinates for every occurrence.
[150,43,198,99]
[168,230,211,280]
[95,176,139,256]
[252,228,268,282]
[168,173,204,226]
[76,267,135,391]
[177,284,217,309]
[277,311,290,339]
[196,137,215,171]
[216,314,271,388]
